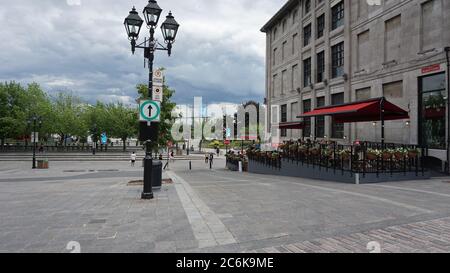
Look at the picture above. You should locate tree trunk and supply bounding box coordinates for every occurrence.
[122,137,127,152]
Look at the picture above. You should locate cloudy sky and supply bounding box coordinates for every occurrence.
[0,0,285,107]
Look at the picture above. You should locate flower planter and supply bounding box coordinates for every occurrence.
[382,153,392,160]
[408,151,419,158]
[37,160,49,169]
[394,152,406,160]
[366,153,378,161]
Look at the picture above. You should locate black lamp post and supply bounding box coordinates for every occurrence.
[27,115,42,169]
[91,124,98,155]
[124,1,179,200]
[445,46,450,173]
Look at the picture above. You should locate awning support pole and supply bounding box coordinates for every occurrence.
[380,97,385,149]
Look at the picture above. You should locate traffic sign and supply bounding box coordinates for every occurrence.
[139,100,161,123]
[224,140,231,145]
[153,69,164,86]
[152,86,163,102]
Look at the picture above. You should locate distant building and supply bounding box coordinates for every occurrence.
[261,0,450,163]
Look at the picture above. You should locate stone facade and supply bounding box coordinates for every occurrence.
[261,0,450,160]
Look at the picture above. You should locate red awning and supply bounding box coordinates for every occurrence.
[279,121,305,130]
[297,97,409,123]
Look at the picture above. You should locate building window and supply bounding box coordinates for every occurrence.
[422,0,442,51]
[317,14,325,38]
[281,70,287,95]
[292,64,299,90]
[282,19,287,33]
[293,9,298,25]
[384,15,401,63]
[331,1,344,30]
[383,81,403,98]
[304,0,311,14]
[273,48,277,66]
[303,58,312,87]
[281,104,287,137]
[282,41,287,61]
[315,96,325,138]
[355,87,371,101]
[272,74,277,97]
[331,93,344,138]
[303,99,312,138]
[316,51,325,83]
[331,42,344,78]
[357,30,370,70]
[292,33,298,55]
[303,24,311,47]
[419,73,446,149]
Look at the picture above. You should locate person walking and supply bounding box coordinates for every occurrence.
[205,154,209,164]
[130,152,136,167]
[170,151,175,163]
[209,153,214,169]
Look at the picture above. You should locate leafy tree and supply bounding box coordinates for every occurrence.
[105,103,138,151]
[0,82,27,146]
[51,92,87,145]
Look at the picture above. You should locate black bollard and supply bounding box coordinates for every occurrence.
[189,161,192,170]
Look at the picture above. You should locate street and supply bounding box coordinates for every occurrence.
[1,157,450,253]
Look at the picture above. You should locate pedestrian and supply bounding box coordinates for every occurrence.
[158,154,163,161]
[209,153,214,164]
[130,152,136,167]
[38,144,44,153]
[170,151,175,163]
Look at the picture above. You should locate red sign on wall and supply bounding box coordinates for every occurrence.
[422,64,441,74]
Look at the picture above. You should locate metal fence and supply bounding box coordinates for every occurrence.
[247,141,425,177]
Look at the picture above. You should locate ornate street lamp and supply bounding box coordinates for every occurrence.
[124,1,180,200]
[161,12,180,56]
[143,0,162,27]
[27,115,42,169]
[124,7,144,54]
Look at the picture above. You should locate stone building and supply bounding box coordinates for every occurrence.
[261,0,450,164]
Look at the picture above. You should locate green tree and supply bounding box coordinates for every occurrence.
[105,103,138,151]
[0,82,27,146]
[51,92,87,145]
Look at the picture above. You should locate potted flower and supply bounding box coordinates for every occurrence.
[366,149,380,161]
[339,149,351,161]
[394,148,407,160]
[382,149,393,160]
[408,148,420,158]
[310,147,320,156]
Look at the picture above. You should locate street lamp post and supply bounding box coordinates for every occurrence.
[124,1,179,200]
[28,115,42,169]
[445,47,450,173]
[91,124,98,155]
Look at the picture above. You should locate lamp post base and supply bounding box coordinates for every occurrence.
[141,192,154,199]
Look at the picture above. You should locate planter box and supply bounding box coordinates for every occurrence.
[37,160,49,169]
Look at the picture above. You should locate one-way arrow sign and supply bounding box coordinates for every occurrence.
[139,100,161,123]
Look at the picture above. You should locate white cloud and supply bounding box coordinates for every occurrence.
[0,0,286,105]
[67,0,81,6]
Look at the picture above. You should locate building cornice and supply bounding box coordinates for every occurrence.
[261,0,299,33]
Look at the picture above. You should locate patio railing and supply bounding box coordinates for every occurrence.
[247,141,426,177]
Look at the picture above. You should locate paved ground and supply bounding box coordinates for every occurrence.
[1,157,450,253]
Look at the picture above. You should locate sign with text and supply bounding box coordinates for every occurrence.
[422,64,441,74]
[153,69,164,86]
